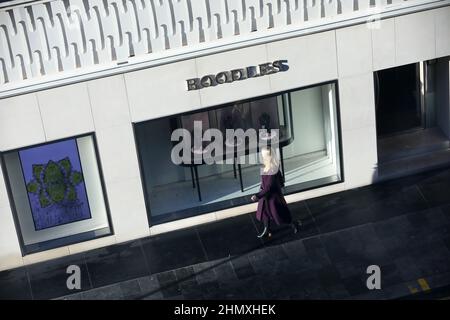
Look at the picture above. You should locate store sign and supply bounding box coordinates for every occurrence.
[186,60,289,91]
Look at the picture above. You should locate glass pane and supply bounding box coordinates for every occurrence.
[283,84,341,192]
[135,82,342,224]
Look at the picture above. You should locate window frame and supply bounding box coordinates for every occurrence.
[0,132,114,256]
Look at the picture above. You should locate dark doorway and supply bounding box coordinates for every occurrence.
[375,58,450,181]
[375,63,422,137]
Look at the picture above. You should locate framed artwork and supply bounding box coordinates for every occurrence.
[18,139,92,230]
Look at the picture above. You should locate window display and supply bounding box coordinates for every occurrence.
[135,82,342,225]
[1,135,112,254]
[217,102,252,133]
[19,139,91,230]
[251,96,280,133]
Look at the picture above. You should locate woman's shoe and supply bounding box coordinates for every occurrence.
[292,220,301,234]
[257,226,268,238]
[257,227,272,239]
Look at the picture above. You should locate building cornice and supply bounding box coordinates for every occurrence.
[0,0,449,99]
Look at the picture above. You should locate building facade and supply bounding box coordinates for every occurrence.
[1,0,450,271]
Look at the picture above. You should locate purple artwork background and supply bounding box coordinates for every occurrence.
[19,139,92,230]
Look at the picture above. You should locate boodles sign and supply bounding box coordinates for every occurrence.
[186,60,289,91]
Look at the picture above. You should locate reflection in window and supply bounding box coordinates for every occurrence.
[135,82,342,224]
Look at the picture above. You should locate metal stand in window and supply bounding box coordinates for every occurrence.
[189,147,207,202]
[184,145,246,203]
[226,137,244,193]
[188,164,202,202]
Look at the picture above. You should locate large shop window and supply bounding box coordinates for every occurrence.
[1,135,112,254]
[135,82,342,224]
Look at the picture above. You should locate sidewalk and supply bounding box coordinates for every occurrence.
[1,166,450,300]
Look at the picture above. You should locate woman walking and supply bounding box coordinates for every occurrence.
[251,146,301,238]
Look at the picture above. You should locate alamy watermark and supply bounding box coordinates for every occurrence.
[66,265,81,290]
[366,265,381,290]
[170,121,280,167]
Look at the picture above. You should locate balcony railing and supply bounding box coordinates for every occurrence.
[0,0,448,97]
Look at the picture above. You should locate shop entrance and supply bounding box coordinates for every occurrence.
[375,63,423,136]
[375,58,450,179]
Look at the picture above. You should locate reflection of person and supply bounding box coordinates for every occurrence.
[259,112,271,130]
[231,103,245,129]
[223,103,249,146]
[251,147,301,238]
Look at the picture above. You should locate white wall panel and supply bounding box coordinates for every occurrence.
[267,30,338,92]
[95,124,141,184]
[0,204,24,272]
[36,82,95,141]
[435,6,450,58]
[0,164,23,272]
[125,59,200,121]
[0,93,46,151]
[341,126,379,189]
[339,73,377,131]
[395,10,436,66]
[87,75,131,130]
[371,18,396,71]
[105,177,149,243]
[336,24,373,77]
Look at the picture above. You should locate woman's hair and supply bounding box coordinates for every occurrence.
[261,146,280,174]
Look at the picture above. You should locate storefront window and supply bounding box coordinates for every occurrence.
[135,82,342,224]
[1,134,112,254]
